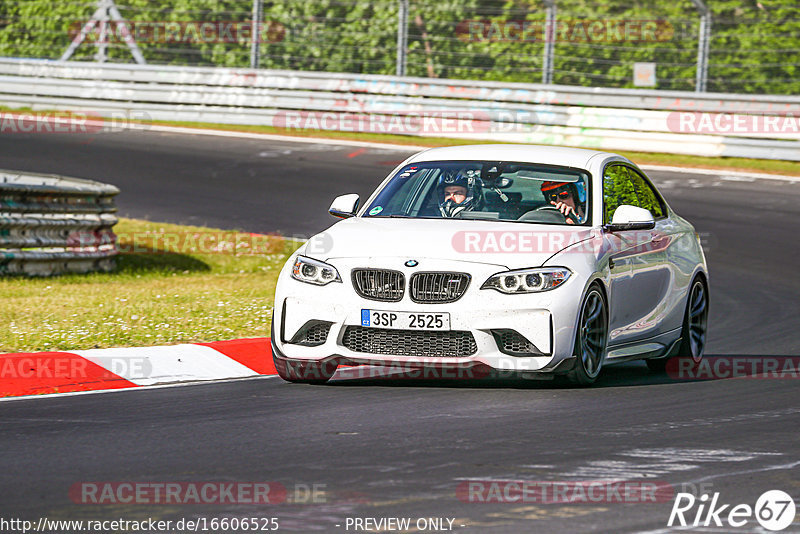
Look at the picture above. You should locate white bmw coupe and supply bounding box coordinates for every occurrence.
[271,145,709,385]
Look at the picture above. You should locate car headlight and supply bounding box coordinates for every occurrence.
[481,267,571,294]
[291,255,342,286]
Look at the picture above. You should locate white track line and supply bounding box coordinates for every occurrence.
[135,123,428,152]
[11,113,798,181]
[636,459,800,534]
[639,164,800,183]
[10,113,799,181]
[133,123,800,183]
[0,374,279,404]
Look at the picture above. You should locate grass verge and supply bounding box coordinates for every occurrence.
[0,218,301,353]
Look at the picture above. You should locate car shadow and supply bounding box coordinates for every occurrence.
[326,354,798,390]
[115,247,211,273]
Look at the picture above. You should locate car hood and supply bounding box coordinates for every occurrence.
[306,217,595,269]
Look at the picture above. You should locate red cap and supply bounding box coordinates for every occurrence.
[540,181,568,192]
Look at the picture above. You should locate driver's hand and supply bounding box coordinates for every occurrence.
[551,201,577,224]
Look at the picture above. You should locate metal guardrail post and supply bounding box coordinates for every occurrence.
[396,0,409,76]
[542,0,557,85]
[60,0,146,64]
[250,0,263,69]
[96,0,109,63]
[690,0,711,92]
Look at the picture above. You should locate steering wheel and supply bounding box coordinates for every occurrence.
[534,205,579,224]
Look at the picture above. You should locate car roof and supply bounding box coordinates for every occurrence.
[407,144,621,169]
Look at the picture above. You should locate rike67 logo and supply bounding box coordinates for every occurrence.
[669,490,796,531]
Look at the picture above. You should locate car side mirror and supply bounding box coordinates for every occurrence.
[606,205,655,231]
[329,194,360,219]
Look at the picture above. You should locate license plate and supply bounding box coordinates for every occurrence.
[361,309,450,331]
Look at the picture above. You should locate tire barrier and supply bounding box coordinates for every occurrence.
[0,169,119,276]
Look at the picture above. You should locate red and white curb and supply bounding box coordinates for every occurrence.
[0,338,277,400]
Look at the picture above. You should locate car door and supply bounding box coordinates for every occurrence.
[625,166,685,336]
[602,163,666,346]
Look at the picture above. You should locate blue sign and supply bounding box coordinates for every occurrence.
[361,309,371,326]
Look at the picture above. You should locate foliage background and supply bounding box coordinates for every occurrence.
[0,0,797,94]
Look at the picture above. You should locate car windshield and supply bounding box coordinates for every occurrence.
[362,160,590,225]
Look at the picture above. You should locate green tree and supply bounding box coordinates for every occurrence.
[0,0,797,94]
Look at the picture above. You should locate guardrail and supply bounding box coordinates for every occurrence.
[0,169,118,276]
[0,58,798,161]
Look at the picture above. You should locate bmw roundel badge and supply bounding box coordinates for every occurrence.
[405,260,419,267]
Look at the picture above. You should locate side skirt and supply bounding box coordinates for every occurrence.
[604,328,682,365]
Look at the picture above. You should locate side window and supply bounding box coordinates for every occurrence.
[603,164,639,224]
[626,168,666,219]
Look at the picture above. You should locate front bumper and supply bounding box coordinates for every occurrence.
[272,256,585,373]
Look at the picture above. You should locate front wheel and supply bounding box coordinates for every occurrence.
[567,284,608,386]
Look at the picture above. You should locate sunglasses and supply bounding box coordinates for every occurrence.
[547,188,572,202]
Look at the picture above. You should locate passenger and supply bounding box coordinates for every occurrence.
[437,169,484,218]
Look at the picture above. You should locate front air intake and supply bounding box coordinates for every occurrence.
[342,326,477,358]
[491,329,546,356]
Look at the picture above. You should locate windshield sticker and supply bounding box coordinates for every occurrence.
[369,206,383,216]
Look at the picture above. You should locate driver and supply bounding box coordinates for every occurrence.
[540,181,585,224]
[438,169,484,218]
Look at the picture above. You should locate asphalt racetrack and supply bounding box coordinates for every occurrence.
[1,129,798,533]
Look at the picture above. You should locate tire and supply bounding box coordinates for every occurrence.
[567,284,608,386]
[271,319,337,384]
[646,276,709,373]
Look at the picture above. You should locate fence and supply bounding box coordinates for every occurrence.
[0,169,118,276]
[0,0,798,94]
[0,58,798,161]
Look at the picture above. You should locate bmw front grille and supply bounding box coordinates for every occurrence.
[352,268,405,302]
[409,272,470,303]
